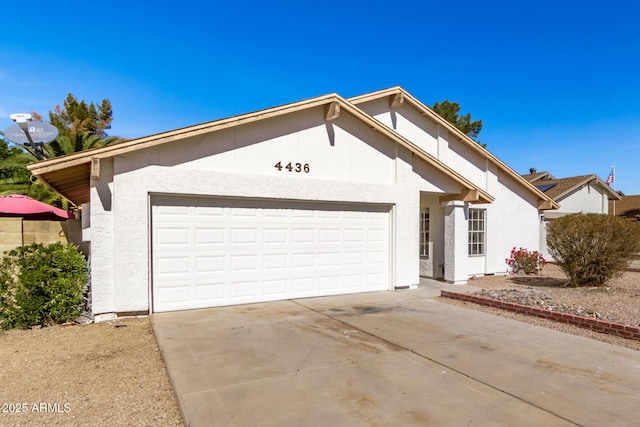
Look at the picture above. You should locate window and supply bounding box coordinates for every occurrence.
[468,208,486,256]
[420,207,430,257]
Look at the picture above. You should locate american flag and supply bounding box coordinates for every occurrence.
[606,170,614,186]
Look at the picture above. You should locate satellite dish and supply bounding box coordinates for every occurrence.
[4,121,59,145]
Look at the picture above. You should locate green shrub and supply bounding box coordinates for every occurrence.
[0,243,88,329]
[547,213,640,287]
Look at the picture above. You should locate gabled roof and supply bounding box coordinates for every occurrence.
[28,92,493,206]
[521,171,554,183]
[532,174,621,201]
[348,87,559,210]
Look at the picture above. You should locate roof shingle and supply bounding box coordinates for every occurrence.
[610,194,640,220]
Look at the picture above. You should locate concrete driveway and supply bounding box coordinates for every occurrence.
[151,282,640,426]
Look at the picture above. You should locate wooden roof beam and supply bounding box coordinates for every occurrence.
[538,199,555,210]
[324,102,340,121]
[439,189,480,204]
[389,92,405,108]
[91,158,101,180]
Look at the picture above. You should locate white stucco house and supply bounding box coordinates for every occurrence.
[28,87,557,316]
[522,169,621,259]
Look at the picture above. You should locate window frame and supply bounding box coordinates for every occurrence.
[419,207,430,258]
[468,208,486,256]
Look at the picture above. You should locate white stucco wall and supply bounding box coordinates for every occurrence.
[443,201,469,283]
[555,184,609,214]
[365,102,489,187]
[480,165,540,275]
[540,221,551,261]
[363,98,440,158]
[89,158,116,314]
[91,106,468,314]
[358,99,542,278]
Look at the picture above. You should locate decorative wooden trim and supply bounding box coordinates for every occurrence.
[462,189,480,202]
[439,189,480,204]
[324,102,340,121]
[538,199,555,210]
[90,158,101,180]
[389,92,405,108]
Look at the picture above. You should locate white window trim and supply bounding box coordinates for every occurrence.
[420,207,430,258]
[468,208,486,256]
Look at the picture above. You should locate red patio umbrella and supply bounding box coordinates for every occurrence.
[0,194,70,221]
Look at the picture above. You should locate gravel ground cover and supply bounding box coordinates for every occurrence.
[0,318,183,427]
[439,264,640,351]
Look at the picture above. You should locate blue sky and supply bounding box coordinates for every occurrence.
[2,1,639,193]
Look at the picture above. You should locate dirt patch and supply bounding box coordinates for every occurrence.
[0,318,183,426]
[439,264,640,351]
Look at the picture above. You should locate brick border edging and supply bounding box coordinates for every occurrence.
[441,290,640,341]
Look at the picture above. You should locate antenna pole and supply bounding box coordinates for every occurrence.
[15,119,35,146]
[16,120,45,160]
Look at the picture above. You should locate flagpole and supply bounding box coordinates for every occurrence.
[611,165,616,191]
[610,164,616,215]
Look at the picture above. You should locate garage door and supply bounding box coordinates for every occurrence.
[151,196,390,312]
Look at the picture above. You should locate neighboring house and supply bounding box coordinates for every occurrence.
[28,87,557,317]
[522,169,621,259]
[609,193,640,221]
[610,194,640,272]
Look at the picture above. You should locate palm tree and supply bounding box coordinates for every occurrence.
[2,94,125,206]
[0,160,32,196]
[0,134,90,209]
[0,135,31,194]
[0,136,67,208]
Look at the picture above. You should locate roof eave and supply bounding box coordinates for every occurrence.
[28,94,348,205]
[29,91,492,206]
[338,99,493,204]
[28,93,343,175]
[552,175,622,202]
[349,87,558,210]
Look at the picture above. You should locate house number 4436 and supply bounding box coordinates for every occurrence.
[274,161,310,173]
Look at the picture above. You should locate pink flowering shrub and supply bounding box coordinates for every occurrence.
[505,247,545,274]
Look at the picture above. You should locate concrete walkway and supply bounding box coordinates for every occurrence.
[152,281,640,426]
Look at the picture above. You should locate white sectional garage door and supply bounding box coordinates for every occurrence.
[151,196,390,312]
